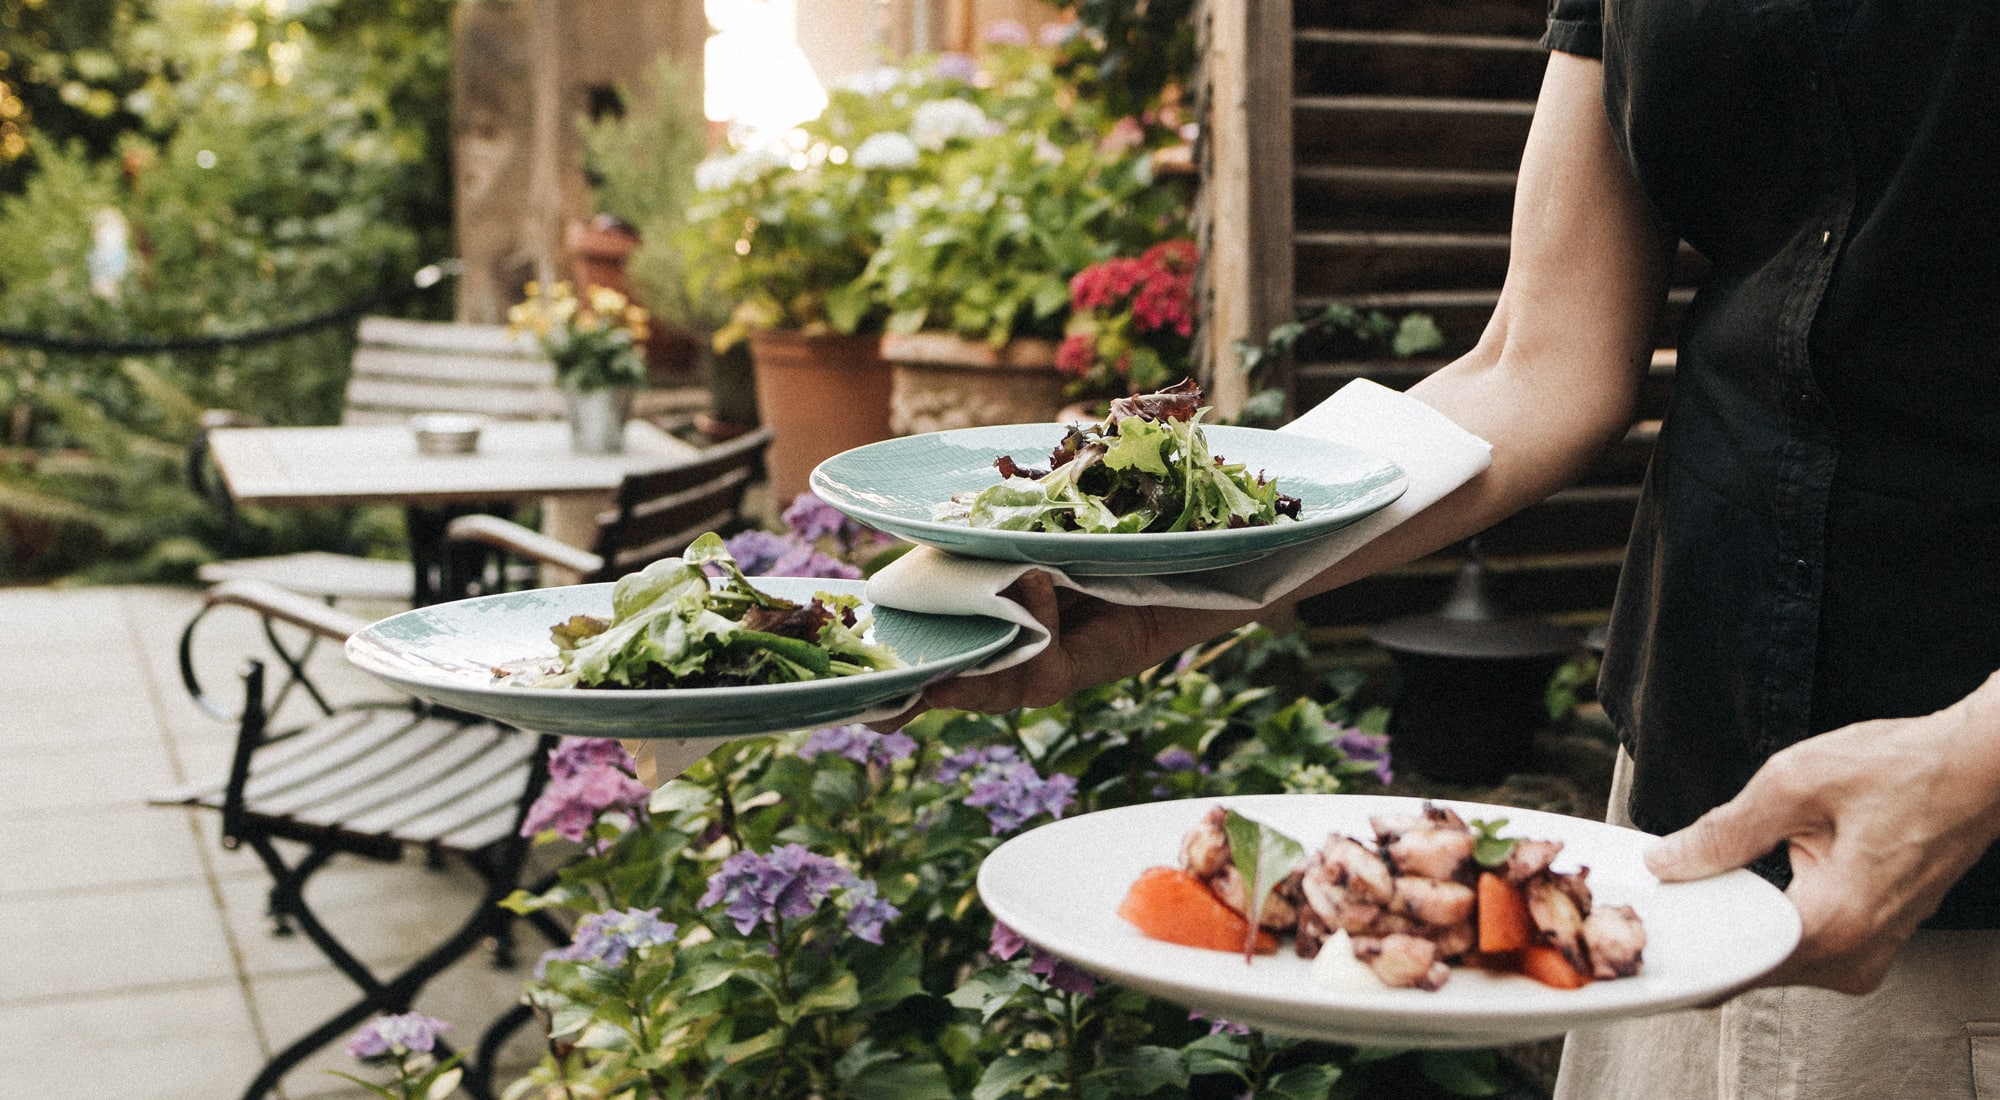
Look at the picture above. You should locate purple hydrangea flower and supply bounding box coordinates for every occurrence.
[1039,20,1078,48]
[1190,1011,1251,1037]
[931,51,978,82]
[537,907,677,977]
[766,543,862,580]
[964,761,1076,834]
[344,1012,450,1061]
[989,920,1028,960]
[841,879,900,944]
[1154,747,1200,773]
[983,19,1030,45]
[546,737,636,780]
[1334,725,1394,786]
[798,724,916,767]
[521,763,651,842]
[723,529,794,575]
[1031,951,1098,996]
[990,921,1095,996]
[935,743,1021,784]
[701,844,886,938]
[781,492,859,542]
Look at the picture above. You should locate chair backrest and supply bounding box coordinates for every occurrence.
[340,316,565,424]
[585,427,776,582]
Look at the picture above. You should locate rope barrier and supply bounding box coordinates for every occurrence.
[0,260,461,355]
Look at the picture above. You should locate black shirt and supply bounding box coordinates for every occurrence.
[1545,0,2000,928]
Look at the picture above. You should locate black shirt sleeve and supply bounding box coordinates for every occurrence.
[1542,0,1604,58]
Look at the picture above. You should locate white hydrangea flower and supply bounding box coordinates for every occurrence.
[910,98,991,151]
[832,66,906,96]
[851,131,921,171]
[693,146,789,192]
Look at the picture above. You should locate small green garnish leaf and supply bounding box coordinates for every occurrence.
[1470,817,1517,869]
[1222,809,1307,960]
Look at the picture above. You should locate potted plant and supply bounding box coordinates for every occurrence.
[507,279,651,454]
[857,40,1195,435]
[1053,237,1200,416]
[679,64,967,500]
[576,56,713,393]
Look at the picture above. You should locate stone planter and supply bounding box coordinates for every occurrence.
[881,331,1070,436]
[746,329,894,505]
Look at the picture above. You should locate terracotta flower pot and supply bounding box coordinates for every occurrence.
[880,331,1070,436]
[746,329,894,506]
[565,215,703,387]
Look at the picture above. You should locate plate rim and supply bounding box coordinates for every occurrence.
[808,423,1408,556]
[343,576,1021,735]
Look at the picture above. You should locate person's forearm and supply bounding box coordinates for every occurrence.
[1280,51,1673,609]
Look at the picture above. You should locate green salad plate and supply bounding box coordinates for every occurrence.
[809,423,1407,576]
[345,578,1018,738]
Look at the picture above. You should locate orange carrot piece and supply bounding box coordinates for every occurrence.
[1477,872,1536,954]
[1517,944,1592,990]
[1117,866,1278,955]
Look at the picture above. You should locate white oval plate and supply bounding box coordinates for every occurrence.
[978,793,1800,1049]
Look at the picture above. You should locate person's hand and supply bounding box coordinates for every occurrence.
[915,570,1166,715]
[1644,687,2000,993]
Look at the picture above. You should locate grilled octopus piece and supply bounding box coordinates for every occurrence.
[1580,904,1647,979]
[1524,871,1592,973]
[1353,932,1452,991]
[1180,806,1298,931]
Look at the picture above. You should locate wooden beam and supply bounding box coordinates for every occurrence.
[1198,0,1294,420]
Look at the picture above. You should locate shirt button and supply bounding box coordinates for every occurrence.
[1819,229,1834,249]
[1793,558,1812,589]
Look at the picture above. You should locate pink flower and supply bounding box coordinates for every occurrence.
[983,20,1030,46]
[1055,333,1098,378]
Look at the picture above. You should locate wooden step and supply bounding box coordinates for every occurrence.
[1294,352,1679,424]
[1295,95,1537,172]
[1295,229,1512,297]
[1297,165,1519,234]
[1296,28,1548,100]
[1297,0,1551,39]
[1293,287,1696,356]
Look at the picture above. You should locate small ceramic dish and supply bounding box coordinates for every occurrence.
[410,413,486,455]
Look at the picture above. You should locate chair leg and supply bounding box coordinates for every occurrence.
[234,834,543,1100]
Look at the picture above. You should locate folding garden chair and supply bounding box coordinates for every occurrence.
[442,424,775,592]
[151,578,567,1100]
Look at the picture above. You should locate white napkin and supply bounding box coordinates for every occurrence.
[862,379,1494,680]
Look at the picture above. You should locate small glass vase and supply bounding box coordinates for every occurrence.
[563,385,634,455]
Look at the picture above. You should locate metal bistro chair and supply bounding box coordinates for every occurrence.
[182,317,565,714]
[151,580,566,1100]
[443,425,775,593]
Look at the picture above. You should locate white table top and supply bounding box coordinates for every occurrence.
[208,419,703,509]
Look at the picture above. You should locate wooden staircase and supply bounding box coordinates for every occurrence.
[1280,0,1701,634]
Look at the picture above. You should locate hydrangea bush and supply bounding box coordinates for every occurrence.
[346,504,1507,1098]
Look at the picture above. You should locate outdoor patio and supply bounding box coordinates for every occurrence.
[0,584,553,1099]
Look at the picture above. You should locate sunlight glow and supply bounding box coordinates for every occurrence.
[703,0,828,140]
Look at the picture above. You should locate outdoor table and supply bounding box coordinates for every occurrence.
[205,418,703,602]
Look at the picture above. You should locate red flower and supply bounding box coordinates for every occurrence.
[1055,333,1098,378]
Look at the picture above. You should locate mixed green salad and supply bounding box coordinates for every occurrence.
[935,380,1304,534]
[520,533,903,690]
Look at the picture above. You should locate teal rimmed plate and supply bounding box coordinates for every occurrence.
[809,424,1407,575]
[344,578,1018,738]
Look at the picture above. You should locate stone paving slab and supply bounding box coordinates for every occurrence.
[0,585,548,1099]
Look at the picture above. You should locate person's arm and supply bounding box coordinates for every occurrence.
[925,52,1675,714]
[1647,668,2000,993]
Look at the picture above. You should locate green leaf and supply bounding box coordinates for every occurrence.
[1470,818,1518,869]
[972,1053,1057,1100]
[1263,1063,1344,1100]
[778,969,860,1023]
[1082,1045,1187,1097]
[1417,1049,1509,1096]
[1223,808,1308,955]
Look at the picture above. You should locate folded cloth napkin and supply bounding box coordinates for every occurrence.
[861,378,1494,684]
